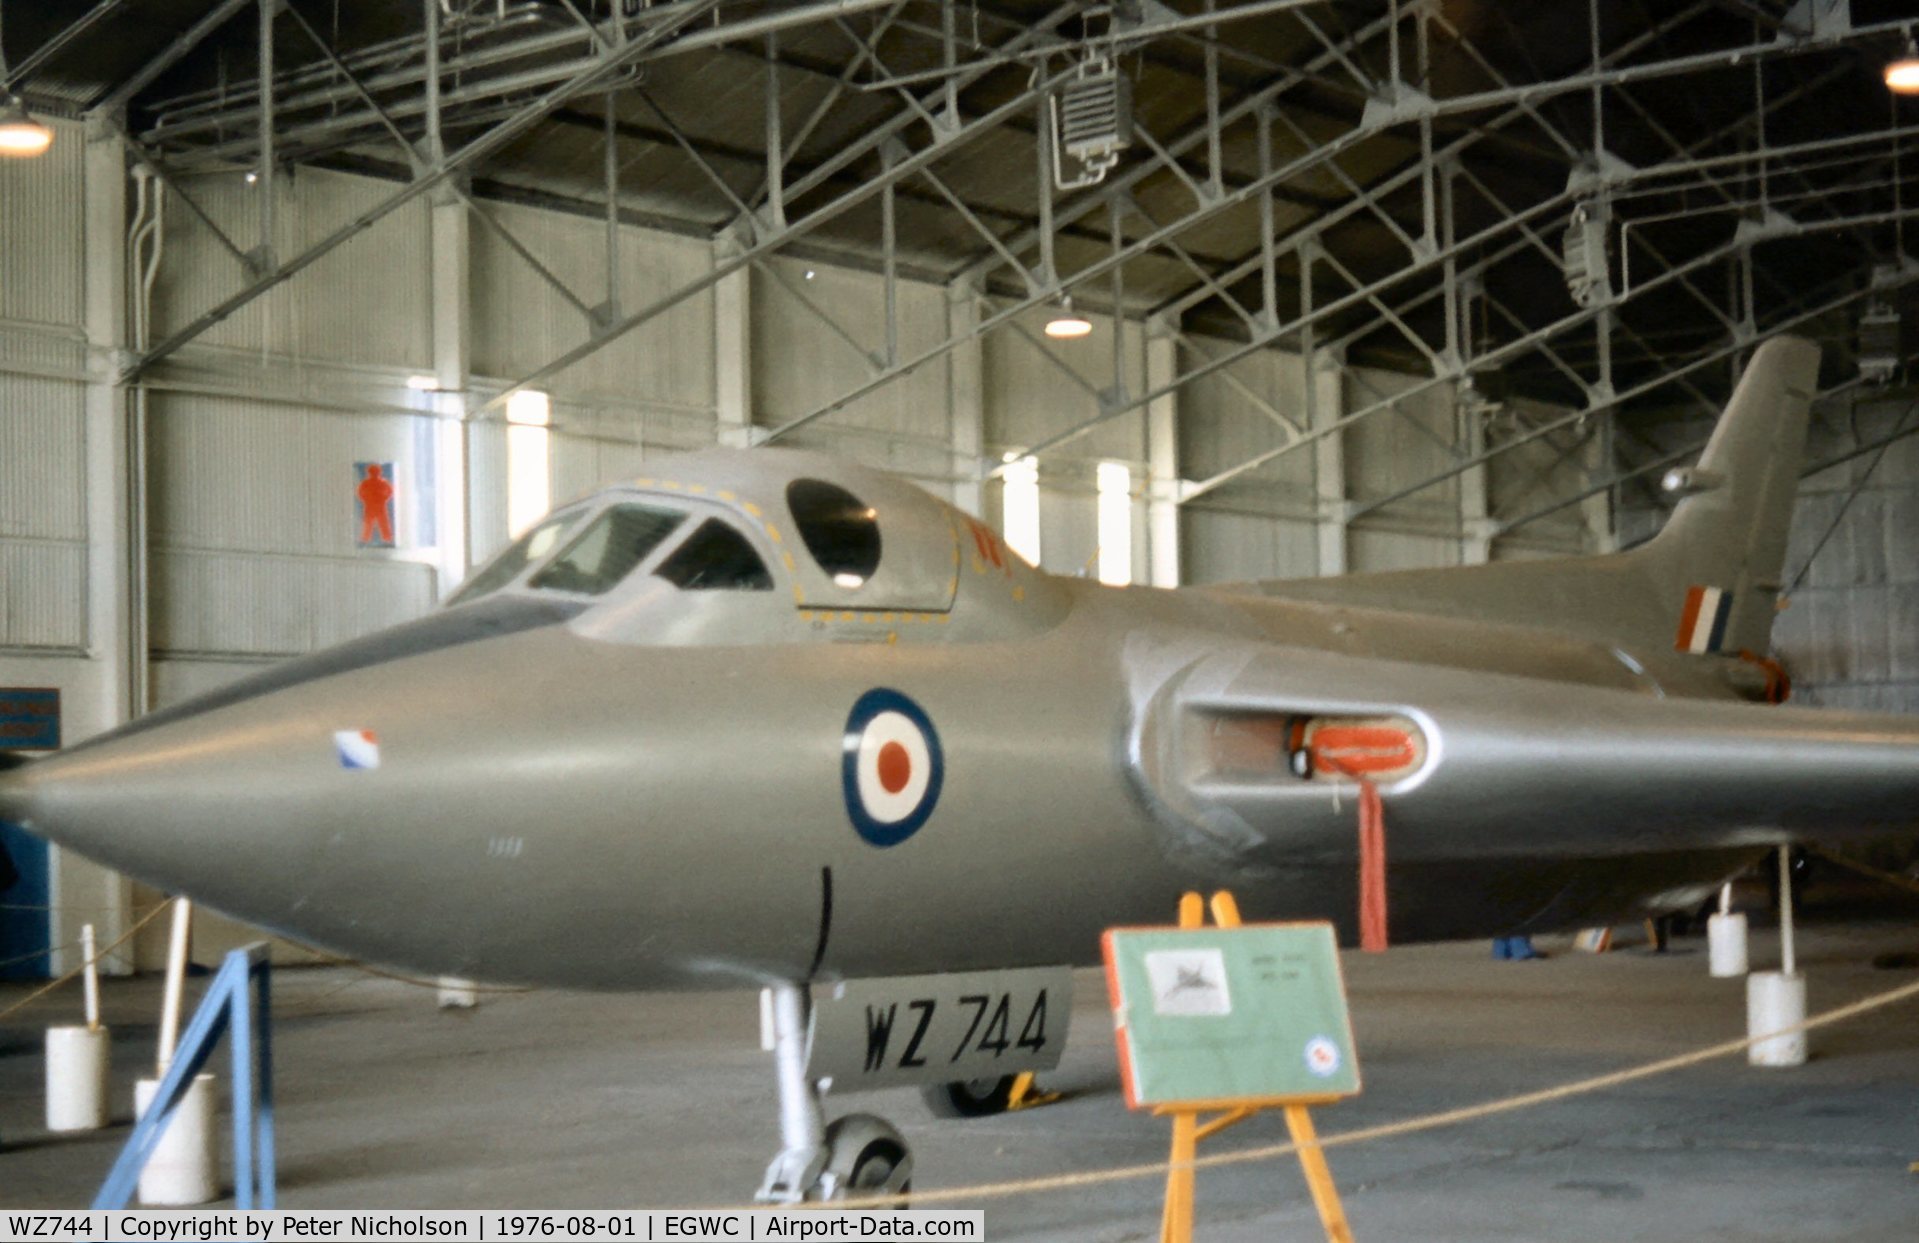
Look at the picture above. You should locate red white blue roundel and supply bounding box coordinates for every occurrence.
[842,689,944,847]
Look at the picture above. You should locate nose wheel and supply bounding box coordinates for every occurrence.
[756,983,913,1204]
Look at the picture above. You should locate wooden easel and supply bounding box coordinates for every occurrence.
[1156,891,1355,1243]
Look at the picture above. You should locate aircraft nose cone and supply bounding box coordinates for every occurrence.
[0,757,35,830]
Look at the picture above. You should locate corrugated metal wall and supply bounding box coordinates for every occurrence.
[752,257,957,496]
[983,304,1147,576]
[1618,394,1918,714]
[0,123,88,652]
[1175,338,1319,583]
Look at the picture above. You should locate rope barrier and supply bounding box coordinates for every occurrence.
[0,938,83,972]
[800,973,1919,1211]
[0,902,171,1025]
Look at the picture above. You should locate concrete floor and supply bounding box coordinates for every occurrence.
[4,897,1918,1240]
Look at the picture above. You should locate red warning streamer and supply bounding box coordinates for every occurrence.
[1307,725,1412,954]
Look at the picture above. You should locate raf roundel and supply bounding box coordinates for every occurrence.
[841,689,944,847]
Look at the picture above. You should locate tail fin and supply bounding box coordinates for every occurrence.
[1639,335,1820,656]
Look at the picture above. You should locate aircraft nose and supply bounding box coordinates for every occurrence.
[0,755,35,831]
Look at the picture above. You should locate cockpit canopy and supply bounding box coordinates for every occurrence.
[447,447,966,624]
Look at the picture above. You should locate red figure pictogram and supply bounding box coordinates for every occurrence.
[358,463,395,545]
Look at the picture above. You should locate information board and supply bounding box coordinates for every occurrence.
[1102,922,1360,1108]
[0,687,60,750]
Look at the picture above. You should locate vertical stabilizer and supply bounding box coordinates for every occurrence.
[1642,336,1820,656]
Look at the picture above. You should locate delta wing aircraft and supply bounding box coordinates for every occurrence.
[3,335,1917,1198]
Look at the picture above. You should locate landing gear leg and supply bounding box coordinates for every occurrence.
[756,982,827,1204]
[755,983,914,1204]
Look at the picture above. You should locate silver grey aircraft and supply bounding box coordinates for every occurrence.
[3,335,1916,1198]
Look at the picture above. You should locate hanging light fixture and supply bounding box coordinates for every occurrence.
[0,97,50,156]
[1044,295,1092,340]
[0,0,50,159]
[1887,37,1919,94]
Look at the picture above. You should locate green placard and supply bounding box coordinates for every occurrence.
[1102,922,1361,1108]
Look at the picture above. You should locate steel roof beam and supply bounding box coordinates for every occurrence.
[122,0,730,382]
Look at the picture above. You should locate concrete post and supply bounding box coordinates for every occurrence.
[714,235,757,449]
[1458,393,1493,565]
[430,191,471,595]
[1309,349,1348,578]
[946,276,985,518]
[1145,319,1181,588]
[61,117,137,977]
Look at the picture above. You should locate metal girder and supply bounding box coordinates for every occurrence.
[121,0,731,382]
[1183,196,1919,508]
[462,10,1091,423]
[754,11,1909,455]
[4,0,127,95]
[1342,238,1919,522]
[95,0,254,115]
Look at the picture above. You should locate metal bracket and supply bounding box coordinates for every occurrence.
[1359,83,1436,128]
[1782,0,1851,40]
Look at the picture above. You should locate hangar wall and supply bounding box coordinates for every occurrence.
[0,133,1601,972]
[1619,395,1919,716]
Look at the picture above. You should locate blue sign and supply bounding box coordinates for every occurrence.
[0,687,59,750]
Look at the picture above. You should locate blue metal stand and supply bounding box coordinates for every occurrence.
[93,942,275,1210]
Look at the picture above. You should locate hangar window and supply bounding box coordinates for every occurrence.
[655,520,773,591]
[529,503,686,595]
[448,506,586,605]
[787,479,881,587]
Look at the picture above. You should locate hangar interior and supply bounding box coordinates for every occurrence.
[0,1,1914,983]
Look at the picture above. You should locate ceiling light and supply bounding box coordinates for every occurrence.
[1888,40,1919,94]
[1044,297,1092,340]
[405,374,438,391]
[832,573,865,589]
[0,98,52,158]
[803,268,816,280]
[245,170,259,184]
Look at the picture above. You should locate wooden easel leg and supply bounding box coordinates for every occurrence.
[1161,1110,1199,1243]
[1284,1104,1355,1243]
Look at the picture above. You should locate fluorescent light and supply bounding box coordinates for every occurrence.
[0,100,52,158]
[1889,55,1919,94]
[405,374,438,391]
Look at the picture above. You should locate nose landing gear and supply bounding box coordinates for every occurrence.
[756,982,913,1204]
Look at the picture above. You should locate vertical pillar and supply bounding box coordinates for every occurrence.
[946,276,985,518]
[61,117,136,977]
[1145,317,1181,588]
[714,236,757,448]
[1458,397,1492,565]
[1309,349,1347,577]
[1584,411,1619,554]
[430,189,471,594]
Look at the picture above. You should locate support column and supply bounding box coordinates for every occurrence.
[61,117,137,976]
[946,276,985,518]
[1309,349,1347,577]
[1458,396,1493,565]
[430,189,471,595]
[1584,410,1619,553]
[1145,316,1181,588]
[714,234,758,448]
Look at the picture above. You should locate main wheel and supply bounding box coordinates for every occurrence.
[920,1075,1017,1118]
[820,1113,912,1203]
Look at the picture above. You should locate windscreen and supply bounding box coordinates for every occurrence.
[529,502,687,595]
[447,508,585,606]
[655,519,773,591]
